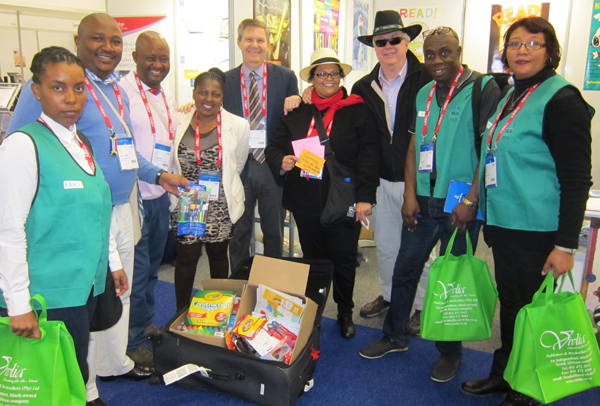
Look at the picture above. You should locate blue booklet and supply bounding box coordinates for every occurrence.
[444,180,484,221]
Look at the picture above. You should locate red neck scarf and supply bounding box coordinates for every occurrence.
[310,88,364,136]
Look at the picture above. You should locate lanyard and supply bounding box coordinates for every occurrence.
[194,112,222,167]
[240,62,268,118]
[134,72,174,142]
[422,66,464,142]
[38,118,96,174]
[486,84,539,152]
[84,77,124,132]
[306,116,333,138]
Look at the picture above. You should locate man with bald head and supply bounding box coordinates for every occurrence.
[359,26,499,383]
[119,31,178,367]
[7,13,188,406]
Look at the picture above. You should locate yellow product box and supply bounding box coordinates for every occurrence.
[186,290,235,327]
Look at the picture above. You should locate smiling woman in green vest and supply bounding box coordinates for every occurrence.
[460,17,593,406]
[0,47,116,391]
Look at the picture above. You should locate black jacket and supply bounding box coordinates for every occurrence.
[351,50,431,182]
[265,89,380,216]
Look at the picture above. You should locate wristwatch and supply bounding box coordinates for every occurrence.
[155,169,167,185]
[462,197,479,211]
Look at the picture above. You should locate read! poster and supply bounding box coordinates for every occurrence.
[352,0,369,71]
[584,1,600,90]
[488,3,550,73]
[255,0,291,68]
[315,0,340,51]
[396,6,462,63]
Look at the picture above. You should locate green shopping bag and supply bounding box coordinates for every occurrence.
[0,295,86,406]
[421,229,498,341]
[504,272,600,403]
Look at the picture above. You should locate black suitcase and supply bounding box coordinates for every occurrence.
[150,256,334,406]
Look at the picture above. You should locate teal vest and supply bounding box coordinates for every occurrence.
[414,77,488,198]
[0,122,112,310]
[479,75,589,231]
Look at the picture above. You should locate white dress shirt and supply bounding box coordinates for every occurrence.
[0,113,116,316]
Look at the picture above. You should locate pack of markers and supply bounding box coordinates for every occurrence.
[177,183,210,237]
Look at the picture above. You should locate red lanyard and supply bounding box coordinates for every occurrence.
[134,72,174,141]
[306,116,333,138]
[486,84,539,152]
[240,62,268,118]
[38,117,96,174]
[422,66,464,141]
[84,77,124,131]
[194,112,222,167]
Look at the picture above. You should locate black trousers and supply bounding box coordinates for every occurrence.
[292,211,361,317]
[485,228,553,378]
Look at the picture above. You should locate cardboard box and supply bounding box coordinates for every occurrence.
[171,256,317,364]
[236,256,317,364]
[170,279,246,347]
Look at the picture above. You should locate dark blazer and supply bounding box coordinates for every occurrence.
[223,63,299,142]
[265,89,380,217]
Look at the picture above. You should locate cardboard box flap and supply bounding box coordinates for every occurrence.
[202,279,246,295]
[248,256,309,296]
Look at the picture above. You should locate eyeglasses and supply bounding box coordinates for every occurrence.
[423,26,459,40]
[314,71,341,79]
[505,41,547,50]
[373,37,405,47]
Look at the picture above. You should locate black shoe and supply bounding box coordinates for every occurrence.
[497,390,540,406]
[126,345,154,368]
[87,399,106,406]
[98,365,153,381]
[431,354,462,382]
[359,336,408,359]
[337,315,356,339]
[461,376,511,397]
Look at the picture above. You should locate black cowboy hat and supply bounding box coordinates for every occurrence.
[358,10,422,47]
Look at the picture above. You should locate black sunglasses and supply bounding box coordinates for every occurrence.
[374,37,405,47]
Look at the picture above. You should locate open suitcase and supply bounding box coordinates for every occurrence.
[150,257,334,406]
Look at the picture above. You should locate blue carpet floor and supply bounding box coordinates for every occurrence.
[97,281,600,405]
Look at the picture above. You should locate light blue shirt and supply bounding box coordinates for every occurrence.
[378,63,408,129]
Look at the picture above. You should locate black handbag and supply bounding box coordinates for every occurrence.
[311,105,357,227]
[90,267,123,332]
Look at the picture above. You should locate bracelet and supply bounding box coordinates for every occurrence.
[462,197,479,211]
[554,245,577,255]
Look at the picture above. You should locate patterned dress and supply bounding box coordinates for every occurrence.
[172,126,233,244]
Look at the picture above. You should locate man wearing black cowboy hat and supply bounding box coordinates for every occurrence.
[352,11,432,330]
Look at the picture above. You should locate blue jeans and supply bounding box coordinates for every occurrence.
[128,193,170,350]
[383,195,482,356]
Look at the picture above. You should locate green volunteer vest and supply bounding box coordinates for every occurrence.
[0,121,112,310]
[479,75,589,231]
[415,77,488,198]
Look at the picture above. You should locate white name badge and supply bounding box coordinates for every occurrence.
[249,130,266,149]
[418,111,426,118]
[116,136,140,171]
[152,143,171,171]
[419,143,434,173]
[485,153,498,188]
[198,173,220,200]
[64,181,84,189]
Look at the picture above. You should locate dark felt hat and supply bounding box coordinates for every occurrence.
[358,10,422,47]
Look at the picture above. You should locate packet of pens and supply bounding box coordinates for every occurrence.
[177,183,210,237]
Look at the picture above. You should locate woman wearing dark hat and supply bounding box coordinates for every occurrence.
[265,48,380,339]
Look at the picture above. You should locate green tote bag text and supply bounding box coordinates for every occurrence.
[0,295,86,406]
[504,272,600,403]
[421,229,498,341]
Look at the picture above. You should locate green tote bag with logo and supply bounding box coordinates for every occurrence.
[421,229,498,341]
[0,295,86,406]
[504,272,600,403]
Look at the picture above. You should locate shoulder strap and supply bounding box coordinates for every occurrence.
[311,104,334,158]
[471,74,484,139]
